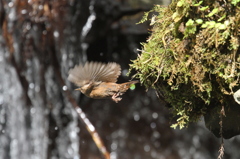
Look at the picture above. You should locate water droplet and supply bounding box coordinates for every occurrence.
[42,30,47,35]
[122,69,128,76]
[70,131,77,138]
[152,131,160,138]
[84,119,95,132]
[73,156,80,159]
[33,25,38,31]
[62,85,67,91]
[21,9,27,14]
[62,53,67,61]
[8,2,14,7]
[80,112,86,119]
[35,85,40,92]
[118,129,125,137]
[89,5,94,10]
[192,135,200,147]
[54,31,59,38]
[150,122,156,129]
[130,84,136,90]
[30,108,36,114]
[111,142,118,150]
[39,5,43,10]
[151,151,157,158]
[133,113,140,121]
[67,147,73,155]
[110,152,117,159]
[25,23,31,30]
[75,127,80,133]
[29,83,34,89]
[152,112,158,119]
[55,126,58,130]
[0,96,3,105]
[8,10,16,21]
[144,145,150,152]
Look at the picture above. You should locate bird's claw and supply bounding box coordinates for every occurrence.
[112,92,122,103]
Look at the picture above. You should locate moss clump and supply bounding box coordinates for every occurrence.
[130,0,240,129]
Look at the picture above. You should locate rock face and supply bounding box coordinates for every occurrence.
[204,93,240,139]
[1,0,240,159]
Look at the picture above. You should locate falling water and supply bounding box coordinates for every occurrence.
[1,0,240,159]
[80,0,96,63]
[0,0,80,159]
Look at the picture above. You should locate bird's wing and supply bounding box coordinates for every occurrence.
[68,61,121,87]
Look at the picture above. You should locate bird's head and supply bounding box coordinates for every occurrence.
[75,81,92,93]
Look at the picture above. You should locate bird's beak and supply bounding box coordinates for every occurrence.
[75,88,81,91]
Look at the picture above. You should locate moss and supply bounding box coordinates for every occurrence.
[129,0,240,129]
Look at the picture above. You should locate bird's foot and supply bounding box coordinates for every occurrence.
[112,92,122,103]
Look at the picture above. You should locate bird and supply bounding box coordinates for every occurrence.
[68,61,138,103]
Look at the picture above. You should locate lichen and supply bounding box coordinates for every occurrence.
[129,0,240,129]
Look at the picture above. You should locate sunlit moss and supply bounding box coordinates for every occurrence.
[129,0,240,129]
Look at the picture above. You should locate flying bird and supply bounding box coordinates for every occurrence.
[68,61,138,103]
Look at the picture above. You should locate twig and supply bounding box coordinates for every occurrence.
[76,107,110,159]
[218,106,225,159]
[51,50,110,159]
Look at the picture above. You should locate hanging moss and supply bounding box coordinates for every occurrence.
[129,0,240,129]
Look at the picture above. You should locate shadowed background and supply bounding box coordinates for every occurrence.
[0,0,240,159]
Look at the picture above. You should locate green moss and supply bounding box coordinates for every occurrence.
[129,0,240,128]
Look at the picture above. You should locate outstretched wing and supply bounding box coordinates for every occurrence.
[68,61,121,87]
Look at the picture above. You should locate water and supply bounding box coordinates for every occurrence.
[80,0,96,63]
[0,1,80,158]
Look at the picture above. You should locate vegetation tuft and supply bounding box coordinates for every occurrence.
[129,0,240,129]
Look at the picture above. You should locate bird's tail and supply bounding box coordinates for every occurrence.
[118,80,139,93]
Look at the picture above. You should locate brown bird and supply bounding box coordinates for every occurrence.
[68,61,138,103]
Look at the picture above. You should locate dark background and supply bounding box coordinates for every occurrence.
[0,0,240,159]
